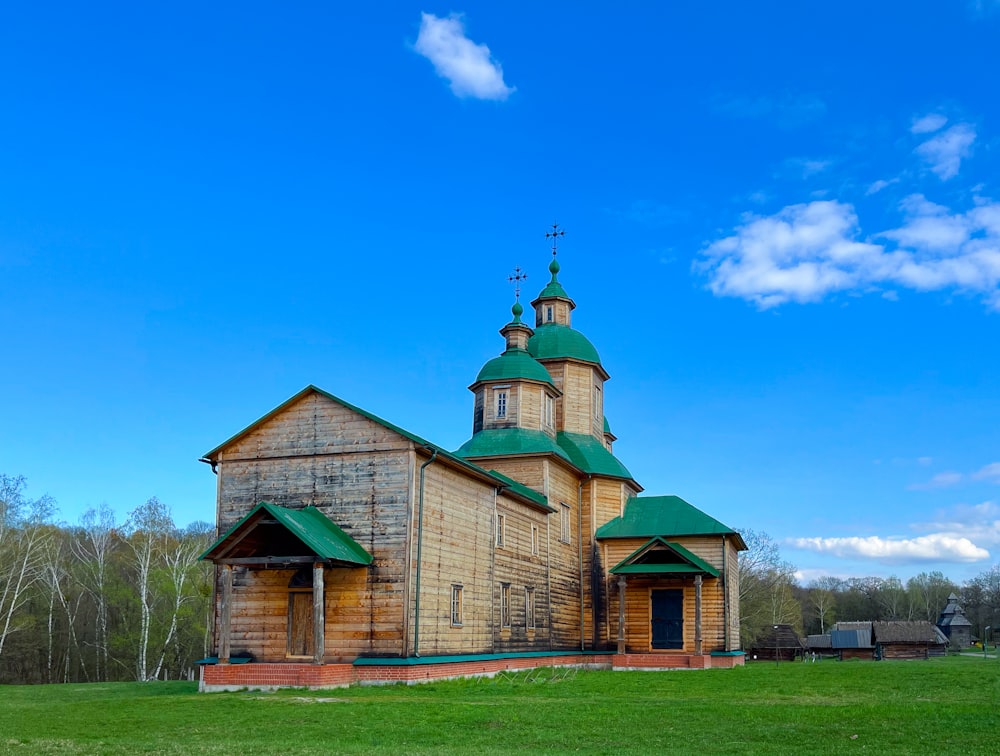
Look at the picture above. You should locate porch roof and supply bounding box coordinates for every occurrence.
[201,502,373,567]
[609,536,720,577]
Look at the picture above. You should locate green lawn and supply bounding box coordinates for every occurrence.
[1,657,998,754]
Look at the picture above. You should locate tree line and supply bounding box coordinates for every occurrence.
[5,472,999,683]
[0,474,214,685]
[738,528,1000,648]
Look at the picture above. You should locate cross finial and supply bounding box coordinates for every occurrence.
[508,265,528,301]
[546,222,566,257]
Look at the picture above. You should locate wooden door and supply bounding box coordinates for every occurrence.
[287,591,314,657]
[650,589,683,649]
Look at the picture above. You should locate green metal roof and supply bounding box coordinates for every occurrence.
[487,469,554,511]
[537,279,570,300]
[609,536,719,577]
[603,417,612,435]
[455,427,574,464]
[595,495,740,541]
[201,502,373,565]
[455,428,635,482]
[475,348,554,386]
[556,432,633,480]
[527,323,602,365]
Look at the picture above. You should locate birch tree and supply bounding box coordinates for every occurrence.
[0,475,55,659]
[72,504,117,681]
[124,497,172,682]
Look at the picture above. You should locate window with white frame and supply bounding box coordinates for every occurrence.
[451,584,463,626]
[546,305,553,323]
[593,384,602,419]
[495,512,506,548]
[500,583,511,628]
[544,394,554,428]
[525,587,535,629]
[495,389,508,419]
[531,524,539,555]
[560,503,571,544]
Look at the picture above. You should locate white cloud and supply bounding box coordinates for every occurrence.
[698,194,1000,309]
[973,462,1000,482]
[908,471,964,490]
[788,534,989,564]
[414,13,514,101]
[911,501,1000,547]
[911,113,948,134]
[697,200,886,307]
[917,456,933,467]
[866,178,899,195]
[915,123,976,180]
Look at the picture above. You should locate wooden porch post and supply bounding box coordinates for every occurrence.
[617,576,627,654]
[694,574,703,655]
[219,564,232,663]
[313,562,325,665]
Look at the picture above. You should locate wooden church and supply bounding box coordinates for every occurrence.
[199,245,747,690]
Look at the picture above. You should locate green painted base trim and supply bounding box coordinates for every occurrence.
[353,650,615,666]
[710,651,746,657]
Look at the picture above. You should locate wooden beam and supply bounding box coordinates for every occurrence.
[617,576,627,654]
[694,574,703,656]
[218,556,321,566]
[313,562,325,665]
[220,565,233,663]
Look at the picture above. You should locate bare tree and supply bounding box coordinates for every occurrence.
[737,528,799,647]
[124,497,173,682]
[0,475,55,659]
[72,504,117,681]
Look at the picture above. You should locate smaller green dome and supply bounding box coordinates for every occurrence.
[511,301,524,323]
[527,323,602,365]
[475,348,554,385]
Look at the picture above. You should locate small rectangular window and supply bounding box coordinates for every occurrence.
[531,524,539,555]
[544,394,554,428]
[593,385,602,418]
[560,503,571,544]
[451,584,463,626]
[496,512,506,548]
[500,583,511,628]
[546,305,553,322]
[495,390,508,419]
[525,587,535,629]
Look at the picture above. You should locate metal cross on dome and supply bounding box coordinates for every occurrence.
[546,222,566,256]
[508,265,528,301]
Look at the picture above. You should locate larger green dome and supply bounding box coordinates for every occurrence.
[475,347,554,385]
[527,323,602,364]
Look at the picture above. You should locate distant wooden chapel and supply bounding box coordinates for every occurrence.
[199,247,747,689]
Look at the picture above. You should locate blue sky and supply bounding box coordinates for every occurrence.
[3,2,999,584]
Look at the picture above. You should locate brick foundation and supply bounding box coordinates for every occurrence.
[199,651,744,691]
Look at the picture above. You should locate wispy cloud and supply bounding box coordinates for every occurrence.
[911,113,948,135]
[866,178,899,195]
[413,13,514,101]
[914,122,976,180]
[973,462,1000,483]
[788,534,989,564]
[908,471,964,490]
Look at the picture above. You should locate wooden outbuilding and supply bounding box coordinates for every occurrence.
[873,621,948,660]
[747,624,804,662]
[198,250,747,689]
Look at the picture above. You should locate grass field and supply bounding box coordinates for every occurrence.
[1,656,998,754]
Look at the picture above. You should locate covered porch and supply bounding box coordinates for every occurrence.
[608,537,733,663]
[200,502,373,665]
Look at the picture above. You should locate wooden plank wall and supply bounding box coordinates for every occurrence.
[213,392,414,659]
[724,537,741,650]
[407,461,494,656]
